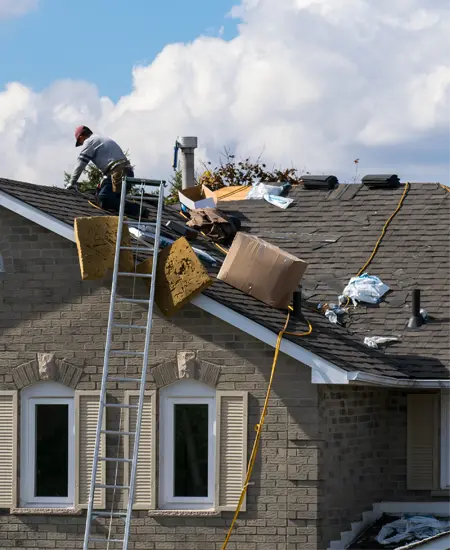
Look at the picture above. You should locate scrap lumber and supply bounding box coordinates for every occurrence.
[74,216,134,280]
[137,237,213,317]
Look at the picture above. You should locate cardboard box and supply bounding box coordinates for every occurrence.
[217,232,308,309]
[178,186,216,210]
[203,185,250,202]
[137,237,213,317]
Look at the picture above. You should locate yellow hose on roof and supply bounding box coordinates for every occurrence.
[221,307,312,549]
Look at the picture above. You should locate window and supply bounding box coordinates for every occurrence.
[441,390,450,490]
[0,252,5,280]
[20,382,75,508]
[159,380,216,510]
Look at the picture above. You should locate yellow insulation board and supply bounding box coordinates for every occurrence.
[74,216,134,280]
[137,237,213,317]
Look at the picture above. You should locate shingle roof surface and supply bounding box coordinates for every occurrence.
[0,177,449,379]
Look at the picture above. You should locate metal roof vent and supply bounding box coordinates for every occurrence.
[407,289,423,330]
[300,175,339,190]
[362,174,400,188]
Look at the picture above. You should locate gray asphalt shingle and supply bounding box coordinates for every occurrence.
[0,177,448,380]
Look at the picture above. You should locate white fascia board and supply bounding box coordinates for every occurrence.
[191,294,349,384]
[0,190,76,243]
[347,371,450,389]
[374,501,450,516]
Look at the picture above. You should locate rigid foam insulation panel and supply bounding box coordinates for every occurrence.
[137,237,213,317]
[74,216,134,280]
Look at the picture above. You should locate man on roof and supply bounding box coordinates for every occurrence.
[65,125,144,217]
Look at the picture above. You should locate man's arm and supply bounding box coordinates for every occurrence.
[65,143,95,190]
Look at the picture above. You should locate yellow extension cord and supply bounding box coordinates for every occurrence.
[90,181,417,549]
[221,309,312,549]
[341,181,411,308]
[222,181,412,548]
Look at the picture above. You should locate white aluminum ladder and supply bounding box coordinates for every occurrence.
[83,177,165,550]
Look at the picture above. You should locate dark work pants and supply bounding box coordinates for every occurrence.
[98,167,141,218]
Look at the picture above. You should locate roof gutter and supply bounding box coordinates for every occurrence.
[347,370,450,388]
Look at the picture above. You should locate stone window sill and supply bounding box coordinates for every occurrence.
[10,507,82,516]
[148,509,221,517]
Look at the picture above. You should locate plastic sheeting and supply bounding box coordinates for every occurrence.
[376,516,450,546]
[340,273,390,306]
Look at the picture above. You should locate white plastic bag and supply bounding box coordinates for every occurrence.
[364,336,399,349]
[263,193,293,209]
[376,516,450,545]
[247,183,282,200]
[340,273,389,306]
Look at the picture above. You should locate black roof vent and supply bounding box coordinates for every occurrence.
[407,289,423,330]
[301,175,338,190]
[362,174,400,188]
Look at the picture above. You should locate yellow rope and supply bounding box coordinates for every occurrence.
[440,183,450,193]
[221,308,312,549]
[355,182,410,277]
[341,181,410,307]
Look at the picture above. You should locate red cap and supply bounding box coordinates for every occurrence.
[75,125,91,147]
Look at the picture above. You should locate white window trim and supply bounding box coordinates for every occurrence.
[441,390,450,490]
[159,380,216,510]
[20,381,75,508]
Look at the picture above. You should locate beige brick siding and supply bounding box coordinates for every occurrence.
[0,206,320,549]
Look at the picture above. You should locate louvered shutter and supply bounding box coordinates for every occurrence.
[216,391,248,511]
[75,391,106,509]
[125,391,156,510]
[407,393,439,490]
[0,391,17,508]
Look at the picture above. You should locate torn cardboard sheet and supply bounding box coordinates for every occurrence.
[137,237,213,317]
[217,232,308,309]
[74,216,134,280]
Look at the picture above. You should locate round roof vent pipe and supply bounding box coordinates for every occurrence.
[176,136,198,190]
[407,289,423,329]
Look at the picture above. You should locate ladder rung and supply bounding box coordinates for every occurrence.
[107,376,142,383]
[92,511,126,518]
[104,403,139,409]
[116,298,149,305]
[101,429,136,436]
[110,350,144,356]
[123,220,155,226]
[125,177,164,186]
[98,456,133,463]
[118,271,153,278]
[89,538,124,543]
[95,484,130,490]
[112,323,147,330]
[120,246,152,252]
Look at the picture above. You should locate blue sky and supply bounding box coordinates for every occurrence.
[0,0,238,101]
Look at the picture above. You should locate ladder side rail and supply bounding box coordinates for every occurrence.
[83,176,129,550]
[122,182,164,549]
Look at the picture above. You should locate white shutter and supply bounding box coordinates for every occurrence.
[216,391,248,512]
[407,393,439,490]
[0,391,17,508]
[125,391,156,510]
[75,391,106,509]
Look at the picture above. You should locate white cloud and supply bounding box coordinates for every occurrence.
[0,0,38,19]
[0,0,449,186]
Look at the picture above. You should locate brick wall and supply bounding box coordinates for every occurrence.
[0,207,321,549]
[318,386,446,547]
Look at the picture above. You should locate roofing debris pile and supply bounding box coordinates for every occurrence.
[73,191,310,319]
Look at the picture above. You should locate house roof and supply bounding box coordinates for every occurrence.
[0,177,449,382]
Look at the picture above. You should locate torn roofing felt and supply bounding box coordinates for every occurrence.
[0,178,449,380]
